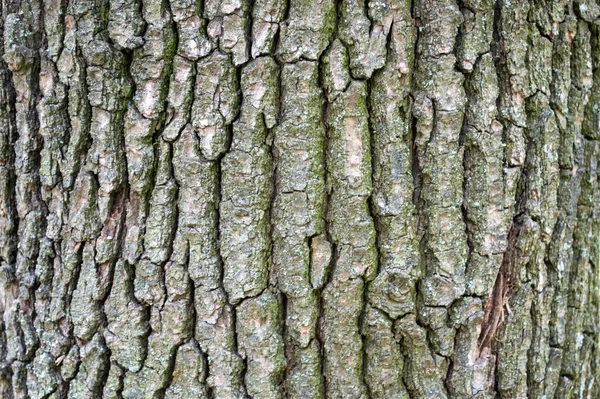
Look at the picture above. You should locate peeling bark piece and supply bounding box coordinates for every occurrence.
[413,0,467,308]
[26,352,58,399]
[284,340,322,398]
[456,5,494,72]
[164,340,208,398]
[221,57,277,304]
[320,77,376,399]
[103,361,125,399]
[368,0,418,320]
[272,60,327,395]
[204,0,250,65]
[273,61,326,298]
[68,333,109,399]
[321,40,351,102]
[163,55,195,142]
[105,261,148,373]
[192,51,240,160]
[142,140,177,266]
[124,105,155,199]
[122,268,193,398]
[321,278,367,399]
[251,0,285,57]
[194,289,245,398]
[237,291,286,399]
[277,0,336,62]
[310,234,331,290]
[171,126,220,290]
[171,0,213,60]
[447,297,494,398]
[70,243,103,342]
[326,81,377,281]
[130,0,176,120]
[362,306,408,399]
[395,314,448,398]
[108,0,145,50]
[339,0,393,79]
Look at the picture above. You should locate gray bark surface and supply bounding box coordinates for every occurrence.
[0,0,599,398]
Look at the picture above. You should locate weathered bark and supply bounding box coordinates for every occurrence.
[1,0,599,398]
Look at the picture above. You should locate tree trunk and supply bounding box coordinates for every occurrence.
[1,0,599,398]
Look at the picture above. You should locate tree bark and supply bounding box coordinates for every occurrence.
[1,0,599,398]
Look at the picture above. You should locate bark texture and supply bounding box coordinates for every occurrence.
[1,0,599,398]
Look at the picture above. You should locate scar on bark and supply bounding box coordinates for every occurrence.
[477,216,523,356]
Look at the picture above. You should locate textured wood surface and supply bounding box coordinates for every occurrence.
[1,0,599,398]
